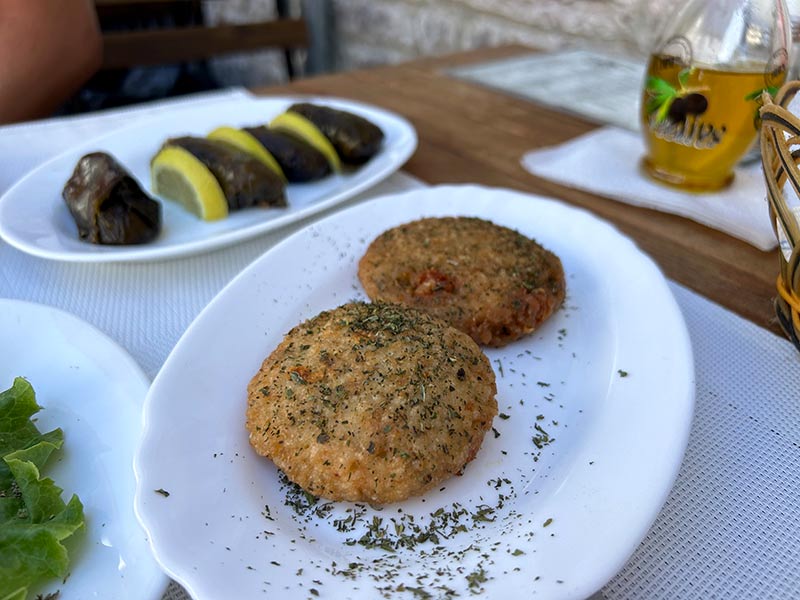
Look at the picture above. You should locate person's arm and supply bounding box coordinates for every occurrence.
[0,0,102,123]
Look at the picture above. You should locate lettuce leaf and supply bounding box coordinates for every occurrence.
[1,588,28,600]
[0,378,85,599]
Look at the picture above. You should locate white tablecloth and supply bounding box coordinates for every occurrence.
[2,91,798,600]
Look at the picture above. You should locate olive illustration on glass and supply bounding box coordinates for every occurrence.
[639,0,790,192]
[668,92,708,123]
[645,68,709,125]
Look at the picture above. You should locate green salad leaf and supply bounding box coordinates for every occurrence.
[0,378,84,599]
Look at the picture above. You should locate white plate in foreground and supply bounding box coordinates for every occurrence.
[0,95,417,263]
[0,299,167,599]
[135,185,694,600]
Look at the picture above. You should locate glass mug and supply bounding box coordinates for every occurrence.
[640,0,792,192]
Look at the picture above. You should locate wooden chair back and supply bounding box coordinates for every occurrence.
[94,1,308,76]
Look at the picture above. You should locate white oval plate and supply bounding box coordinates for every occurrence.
[135,185,694,600]
[0,96,417,263]
[0,299,167,599]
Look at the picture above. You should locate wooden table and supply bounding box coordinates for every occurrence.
[260,45,781,336]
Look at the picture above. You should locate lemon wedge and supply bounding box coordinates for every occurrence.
[207,126,287,182]
[270,111,341,172]
[151,146,228,221]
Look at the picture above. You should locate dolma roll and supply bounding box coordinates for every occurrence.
[207,126,286,182]
[243,126,331,182]
[163,137,286,210]
[287,103,384,165]
[62,152,161,245]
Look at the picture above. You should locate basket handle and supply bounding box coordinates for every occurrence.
[760,81,800,250]
[760,81,800,334]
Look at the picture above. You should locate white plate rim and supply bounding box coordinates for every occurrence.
[0,95,417,263]
[134,184,695,600]
[0,298,168,599]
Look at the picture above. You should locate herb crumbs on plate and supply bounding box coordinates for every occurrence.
[270,471,533,597]
[466,566,488,592]
[494,359,504,377]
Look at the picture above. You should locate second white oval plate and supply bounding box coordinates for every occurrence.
[135,185,694,600]
[0,299,167,599]
[0,95,417,263]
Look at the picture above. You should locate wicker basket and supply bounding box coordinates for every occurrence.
[760,80,800,350]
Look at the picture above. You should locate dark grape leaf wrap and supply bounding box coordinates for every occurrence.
[244,126,331,182]
[62,152,161,245]
[288,103,384,165]
[163,137,286,210]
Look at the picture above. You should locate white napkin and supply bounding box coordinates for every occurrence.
[0,88,253,195]
[521,126,777,251]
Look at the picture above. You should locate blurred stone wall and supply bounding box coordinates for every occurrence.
[203,0,287,87]
[202,0,671,86]
[331,0,670,69]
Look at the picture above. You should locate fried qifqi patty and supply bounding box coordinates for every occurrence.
[358,217,566,347]
[246,301,497,505]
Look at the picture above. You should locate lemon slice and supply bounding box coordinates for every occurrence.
[270,111,341,172]
[151,146,228,221]
[207,126,287,182]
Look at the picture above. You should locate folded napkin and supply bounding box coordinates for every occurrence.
[521,126,776,251]
[0,87,253,195]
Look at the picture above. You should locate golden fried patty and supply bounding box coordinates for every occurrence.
[358,217,566,347]
[246,301,497,505]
